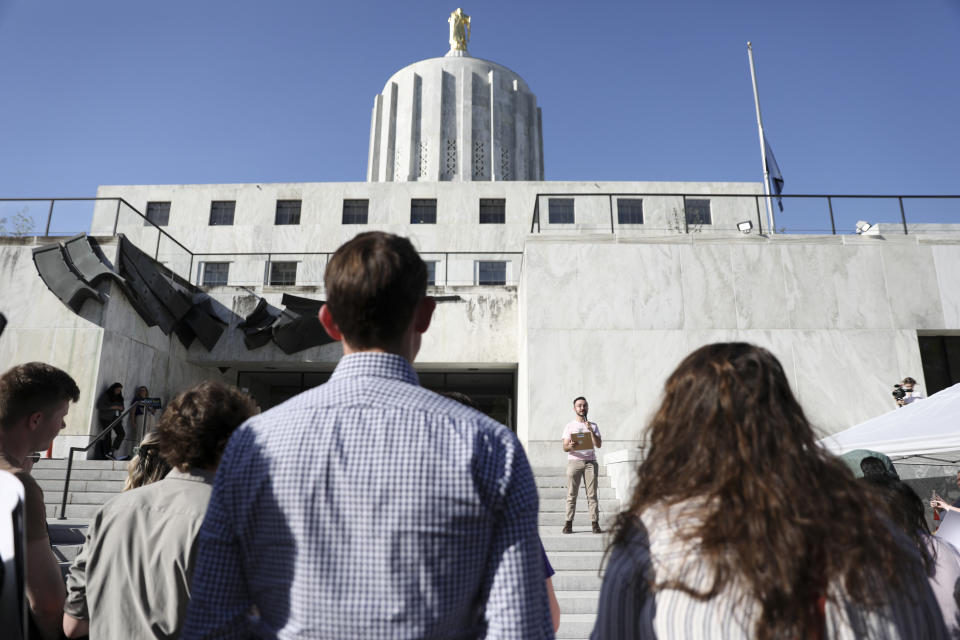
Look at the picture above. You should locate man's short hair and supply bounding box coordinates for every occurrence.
[155,381,257,470]
[573,396,587,405]
[0,362,80,431]
[902,377,917,385]
[324,232,427,349]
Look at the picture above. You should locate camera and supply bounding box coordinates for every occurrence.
[892,384,907,401]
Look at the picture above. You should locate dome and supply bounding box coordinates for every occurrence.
[366,12,544,182]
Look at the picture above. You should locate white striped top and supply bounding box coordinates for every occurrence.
[592,501,949,639]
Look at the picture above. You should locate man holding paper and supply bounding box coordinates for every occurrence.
[561,396,602,534]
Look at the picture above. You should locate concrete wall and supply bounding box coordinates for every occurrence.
[0,240,105,456]
[518,233,960,468]
[0,239,231,457]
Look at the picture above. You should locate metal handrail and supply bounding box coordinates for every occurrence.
[58,400,147,520]
[527,192,960,235]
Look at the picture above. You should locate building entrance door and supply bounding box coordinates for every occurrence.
[236,367,516,430]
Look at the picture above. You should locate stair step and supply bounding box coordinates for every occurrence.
[37,479,126,494]
[46,504,100,519]
[556,613,597,639]
[546,551,606,572]
[44,491,121,506]
[538,498,620,513]
[539,512,618,527]
[537,476,611,489]
[34,460,127,470]
[32,468,129,481]
[538,487,616,500]
[555,591,599,615]
[539,532,608,551]
[551,571,603,591]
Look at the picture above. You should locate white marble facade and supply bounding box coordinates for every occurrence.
[517,234,959,468]
[7,187,960,469]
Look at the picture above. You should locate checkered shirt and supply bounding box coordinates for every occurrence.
[182,352,552,639]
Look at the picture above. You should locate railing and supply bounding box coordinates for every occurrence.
[528,193,960,235]
[58,400,149,519]
[1,198,526,287]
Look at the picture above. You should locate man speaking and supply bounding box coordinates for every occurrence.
[561,396,602,534]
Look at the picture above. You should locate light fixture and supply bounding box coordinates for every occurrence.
[737,220,753,234]
[855,220,873,234]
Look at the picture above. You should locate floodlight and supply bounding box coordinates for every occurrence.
[855,220,873,234]
[737,220,753,233]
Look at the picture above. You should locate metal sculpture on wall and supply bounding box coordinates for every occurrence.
[32,241,103,313]
[32,233,226,351]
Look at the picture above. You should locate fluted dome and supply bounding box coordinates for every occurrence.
[366,52,544,182]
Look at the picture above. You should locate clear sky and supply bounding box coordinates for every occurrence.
[0,0,957,226]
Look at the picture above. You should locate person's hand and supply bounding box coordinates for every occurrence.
[932,498,948,510]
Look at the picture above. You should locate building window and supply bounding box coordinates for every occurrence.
[919,336,960,395]
[200,262,229,287]
[425,261,438,286]
[685,199,712,225]
[476,261,507,285]
[479,198,506,224]
[209,200,236,226]
[342,199,369,224]
[275,200,302,225]
[411,199,437,224]
[617,198,644,224]
[144,201,170,226]
[268,261,298,286]
[548,198,574,224]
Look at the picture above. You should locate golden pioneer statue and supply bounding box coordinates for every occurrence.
[448,8,470,52]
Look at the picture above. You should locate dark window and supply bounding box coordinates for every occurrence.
[617,198,644,224]
[477,261,507,285]
[144,201,170,226]
[269,261,297,286]
[479,198,506,224]
[275,200,302,225]
[685,199,712,225]
[342,199,369,224]
[209,201,236,226]
[426,261,437,286]
[201,262,229,286]
[411,199,437,224]
[548,198,574,224]
[919,336,960,396]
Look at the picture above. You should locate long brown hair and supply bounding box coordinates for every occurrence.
[609,342,920,639]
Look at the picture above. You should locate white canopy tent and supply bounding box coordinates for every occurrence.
[820,383,960,459]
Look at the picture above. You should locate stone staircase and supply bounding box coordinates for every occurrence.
[31,458,619,637]
[535,465,620,639]
[33,458,128,520]
[32,458,126,574]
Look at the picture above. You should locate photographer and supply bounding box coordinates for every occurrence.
[893,376,924,408]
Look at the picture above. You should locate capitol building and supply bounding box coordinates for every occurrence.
[3,10,959,485]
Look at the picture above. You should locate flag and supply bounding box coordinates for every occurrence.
[764,135,784,211]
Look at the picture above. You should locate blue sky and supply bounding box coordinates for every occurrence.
[0,0,957,231]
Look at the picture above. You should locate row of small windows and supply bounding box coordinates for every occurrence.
[199,260,508,288]
[546,198,713,226]
[147,197,713,228]
[146,198,507,227]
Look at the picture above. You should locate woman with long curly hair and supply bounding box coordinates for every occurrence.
[593,342,947,639]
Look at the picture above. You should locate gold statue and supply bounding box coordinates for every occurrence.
[448,8,470,52]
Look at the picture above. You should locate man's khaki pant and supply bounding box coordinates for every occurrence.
[566,460,599,522]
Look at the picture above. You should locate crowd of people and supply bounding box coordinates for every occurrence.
[1,230,958,639]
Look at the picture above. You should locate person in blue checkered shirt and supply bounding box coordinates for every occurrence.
[183,232,553,639]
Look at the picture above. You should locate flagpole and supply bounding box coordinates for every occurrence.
[748,42,776,234]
